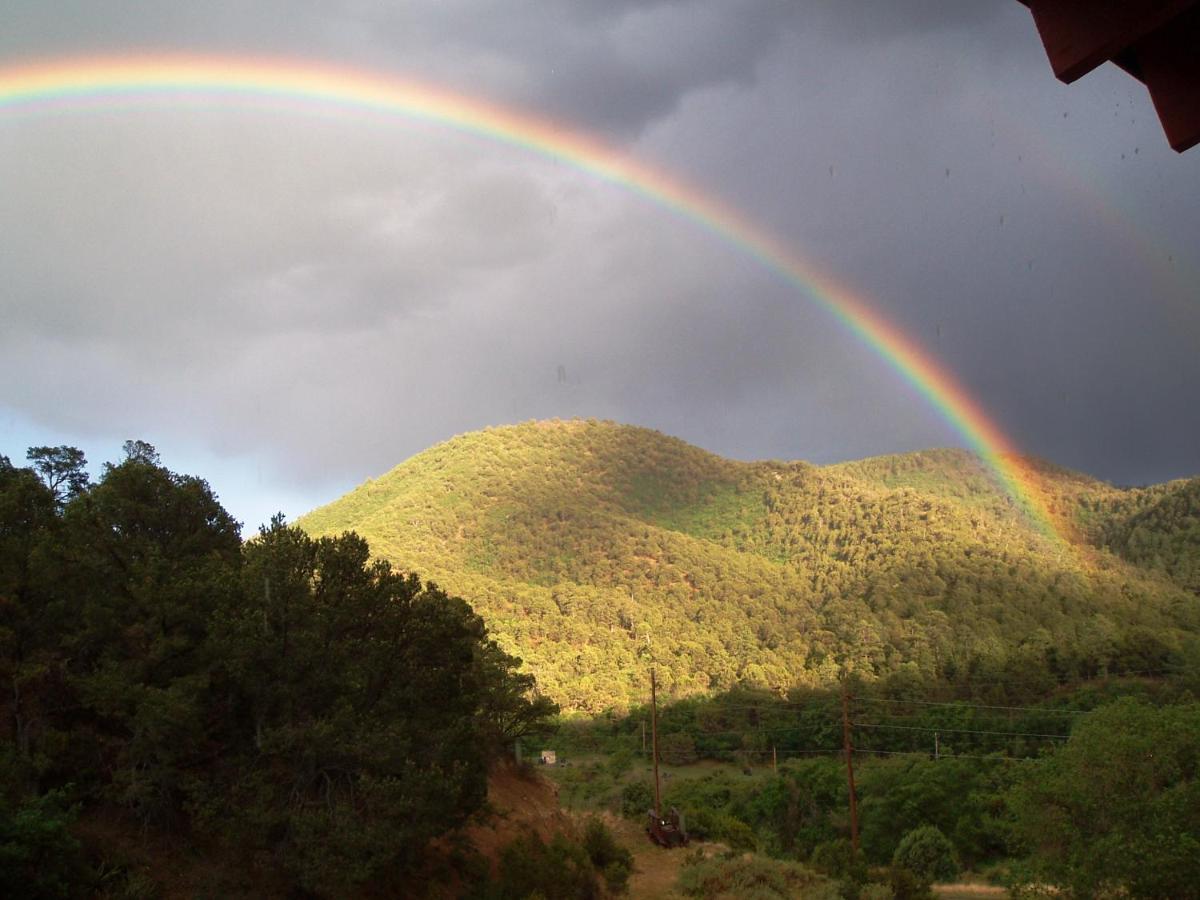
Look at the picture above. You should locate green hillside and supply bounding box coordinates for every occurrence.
[1101,477,1200,592]
[297,419,1199,711]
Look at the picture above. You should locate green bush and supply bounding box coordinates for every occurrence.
[620,780,653,819]
[0,789,88,899]
[677,853,839,899]
[714,815,757,852]
[888,865,934,900]
[659,733,698,766]
[582,818,633,894]
[494,832,601,900]
[605,747,636,777]
[683,808,755,851]
[810,838,856,879]
[1007,699,1200,898]
[892,826,958,885]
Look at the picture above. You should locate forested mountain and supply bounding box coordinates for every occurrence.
[298,420,1200,711]
[1100,477,1200,592]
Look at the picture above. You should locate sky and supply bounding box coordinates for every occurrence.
[2,1,1198,534]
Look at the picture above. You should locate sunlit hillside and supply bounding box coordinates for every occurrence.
[297,419,1199,711]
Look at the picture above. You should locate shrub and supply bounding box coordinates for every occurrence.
[892,826,958,886]
[581,818,633,894]
[888,865,933,900]
[810,838,856,879]
[659,733,698,766]
[495,832,600,900]
[0,788,89,899]
[677,853,839,900]
[605,748,636,777]
[619,780,653,819]
[713,814,757,852]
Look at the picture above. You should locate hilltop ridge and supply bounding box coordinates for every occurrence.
[298,419,1199,711]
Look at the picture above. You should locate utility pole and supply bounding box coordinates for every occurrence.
[841,682,860,854]
[772,744,778,774]
[650,667,662,820]
[934,731,940,761]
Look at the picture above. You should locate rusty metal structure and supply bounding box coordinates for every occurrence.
[1016,0,1200,152]
[646,807,689,848]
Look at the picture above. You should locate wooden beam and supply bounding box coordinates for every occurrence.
[1026,0,1199,83]
[1129,8,1200,151]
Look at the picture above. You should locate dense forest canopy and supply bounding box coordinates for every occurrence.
[0,444,556,896]
[298,419,1200,711]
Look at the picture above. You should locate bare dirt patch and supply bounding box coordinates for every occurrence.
[456,760,577,875]
[934,883,1009,899]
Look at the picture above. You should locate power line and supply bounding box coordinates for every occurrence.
[589,731,1052,763]
[857,709,1075,724]
[636,747,838,757]
[853,748,1040,763]
[639,665,1193,715]
[852,722,1069,740]
[644,724,837,737]
[856,697,1088,716]
[894,664,1191,690]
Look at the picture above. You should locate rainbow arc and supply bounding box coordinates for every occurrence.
[0,55,1072,546]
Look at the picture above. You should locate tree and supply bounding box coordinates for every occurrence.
[1008,698,1200,898]
[120,440,159,466]
[1,447,562,895]
[50,452,242,826]
[474,639,559,751]
[858,757,992,865]
[24,446,88,507]
[582,817,634,894]
[893,825,959,886]
[0,460,61,770]
[206,519,554,893]
[0,788,88,899]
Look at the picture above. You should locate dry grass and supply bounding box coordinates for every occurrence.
[934,883,1009,899]
[599,812,739,900]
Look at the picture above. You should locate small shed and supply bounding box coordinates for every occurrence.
[539,749,557,766]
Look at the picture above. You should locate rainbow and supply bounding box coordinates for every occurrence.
[0,55,1070,544]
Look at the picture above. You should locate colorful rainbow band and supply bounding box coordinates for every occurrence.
[0,55,1068,545]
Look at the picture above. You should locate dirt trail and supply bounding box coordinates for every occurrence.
[602,815,688,899]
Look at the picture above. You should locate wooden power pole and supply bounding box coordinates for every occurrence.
[841,683,860,854]
[650,667,662,820]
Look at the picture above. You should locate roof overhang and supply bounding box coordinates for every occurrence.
[1016,0,1200,152]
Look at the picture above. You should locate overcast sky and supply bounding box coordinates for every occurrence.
[2,1,1198,532]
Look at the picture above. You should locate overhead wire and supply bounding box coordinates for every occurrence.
[853,748,1040,763]
[851,721,1069,740]
[635,664,1192,718]
[855,696,1088,715]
